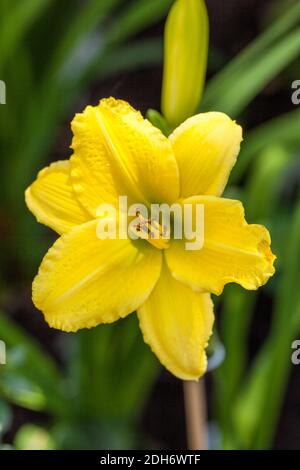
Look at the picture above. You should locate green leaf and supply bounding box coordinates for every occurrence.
[147,109,172,136]
[51,420,137,450]
[46,0,122,79]
[7,0,172,210]
[231,108,300,183]
[233,197,300,449]
[0,0,52,70]
[77,0,173,88]
[0,311,67,415]
[233,343,272,448]
[97,38,163,80]
[0,374,46,411]
[105,0,173,47]
[202,28,300,116]
[244,146,291,221]
[0,398,12,436]
[71,316,158,422]
[215,286,255,442]
[201,0,300,112]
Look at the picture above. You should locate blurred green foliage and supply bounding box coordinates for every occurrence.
[0,0,171,450]
[0,0,300,450]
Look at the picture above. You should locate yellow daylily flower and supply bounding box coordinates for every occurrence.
[25,97,275,381]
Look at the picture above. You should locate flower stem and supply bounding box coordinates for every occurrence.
[183,379,208,450]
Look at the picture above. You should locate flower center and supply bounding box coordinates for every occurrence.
[132,210,170,250]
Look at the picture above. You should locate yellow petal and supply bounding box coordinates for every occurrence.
[169,112,243,197]
[165,196,276,295]
[33,219,162,332]
[70,97,180,216]
[25,161,90,234]
[137,262,214,380]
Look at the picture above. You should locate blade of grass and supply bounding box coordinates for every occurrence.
[45,0,122,79]
[6,0,172,277]
[215,286,255,446]
[105,0,173,47]
[8,0,172,207]
[96,37,163,79]
[0,311,68,416]
[244,146,291,221]
[0,0,52,71]
[233,196,300,449]
[75,0,173,88]
[201,0,300,110]
[1,46,34,139]
[230,108,300,184]
[216,147,293,447]
[73,316,158,422]
[202,28,300,116]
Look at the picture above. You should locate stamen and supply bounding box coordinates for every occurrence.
[134,212,169,250]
